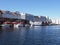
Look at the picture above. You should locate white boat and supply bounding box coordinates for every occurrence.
[2,24,10,28]
[25,24,30,27]
[14,23,23,28]
[30,21,42,26]
[33,22,42,26]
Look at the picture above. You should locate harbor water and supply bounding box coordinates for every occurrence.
[0,25,60,45]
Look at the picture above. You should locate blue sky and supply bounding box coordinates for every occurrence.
[0,0,60,19]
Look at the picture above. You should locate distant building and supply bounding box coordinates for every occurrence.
[52,19,60,24]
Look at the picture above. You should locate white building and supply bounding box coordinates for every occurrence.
[33,16,50,22]
[39,16,48,22]
[32,16,51,25]
[52,19,60,24]
[0,10,21,19]
[20,13,34,21]
[34,16,40,21]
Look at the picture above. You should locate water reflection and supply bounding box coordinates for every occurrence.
[0,26,60,45]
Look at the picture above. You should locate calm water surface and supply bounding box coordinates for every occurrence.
[0,25,60,45]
